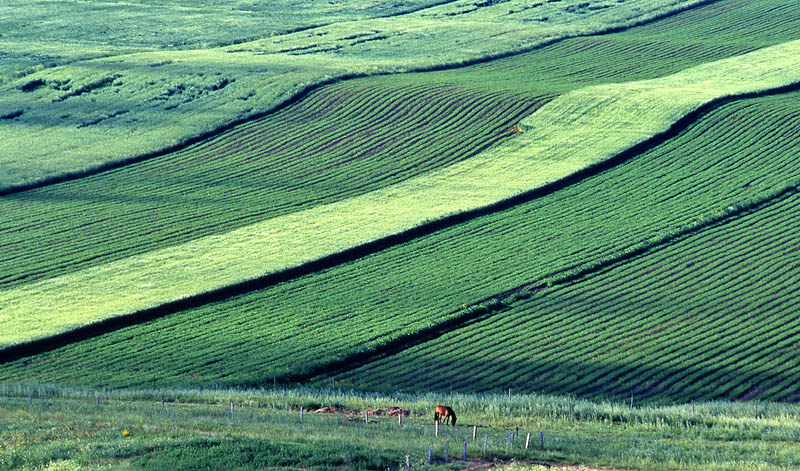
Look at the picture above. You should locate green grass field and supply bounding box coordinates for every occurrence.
[2,385,800,471]
[0,0,703,190]
[3,82,798,394]
[332,183,800,402]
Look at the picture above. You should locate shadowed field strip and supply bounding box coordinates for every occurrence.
[1,40,800,348]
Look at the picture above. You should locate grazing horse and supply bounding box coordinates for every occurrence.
[434,405,457,426]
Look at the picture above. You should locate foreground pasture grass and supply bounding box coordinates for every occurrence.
[2,88,799,396]
[2,38,800,348]
[1,385,799,471]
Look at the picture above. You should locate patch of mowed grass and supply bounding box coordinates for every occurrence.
[1,384,799,471]
[0,0,709,189]
[2,39,800,348]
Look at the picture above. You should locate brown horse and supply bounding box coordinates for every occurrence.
[434,405,457,426]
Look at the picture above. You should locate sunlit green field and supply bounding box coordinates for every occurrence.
[3,1,799,349]
[0,0,708,190]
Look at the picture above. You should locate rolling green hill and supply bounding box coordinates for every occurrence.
[3,83,799,395]
[1,0,799,406]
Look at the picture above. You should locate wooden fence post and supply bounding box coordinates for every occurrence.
[463,441,467,461]
[525,432,530,449]
[473,425,477,441]
[162,399,165,409]
[28,394,32,405]
[508,388,511,400]
[365,410,369,424]
[630,395,634,411]
[231,402,235,415]
[406,455,410,471]
[483,435,488,455]
[399,413,402,426]
[435,419,439,437]
[507,432,512,446]
[427,446,432,465]
[445,439,449,463]
[540,431,544,449]
[300,406,304,420]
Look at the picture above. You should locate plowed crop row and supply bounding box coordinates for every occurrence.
[3,87,799,390]
[3,0,797,294]
[336,192,800,403]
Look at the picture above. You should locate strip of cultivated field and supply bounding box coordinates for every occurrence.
[6,0,795,296]
[2,37,799,348]
[2,88,798,389]
[334,191,800,403]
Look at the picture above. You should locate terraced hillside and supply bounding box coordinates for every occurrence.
[4,0,800,349]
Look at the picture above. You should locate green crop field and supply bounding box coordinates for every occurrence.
[332,186,800,402]
[2,1,800,469]
[3,83,798,392]
[3,0,800,348]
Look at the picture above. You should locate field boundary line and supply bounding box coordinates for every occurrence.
[2,40,800,356]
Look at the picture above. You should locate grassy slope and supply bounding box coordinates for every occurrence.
[2,0,799,379]
[0,0,453,82]
[2,34,799,347]
[0,0,707,189]
[1,386,799,471]
[3,90,799,389]
[0,84,547,291]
